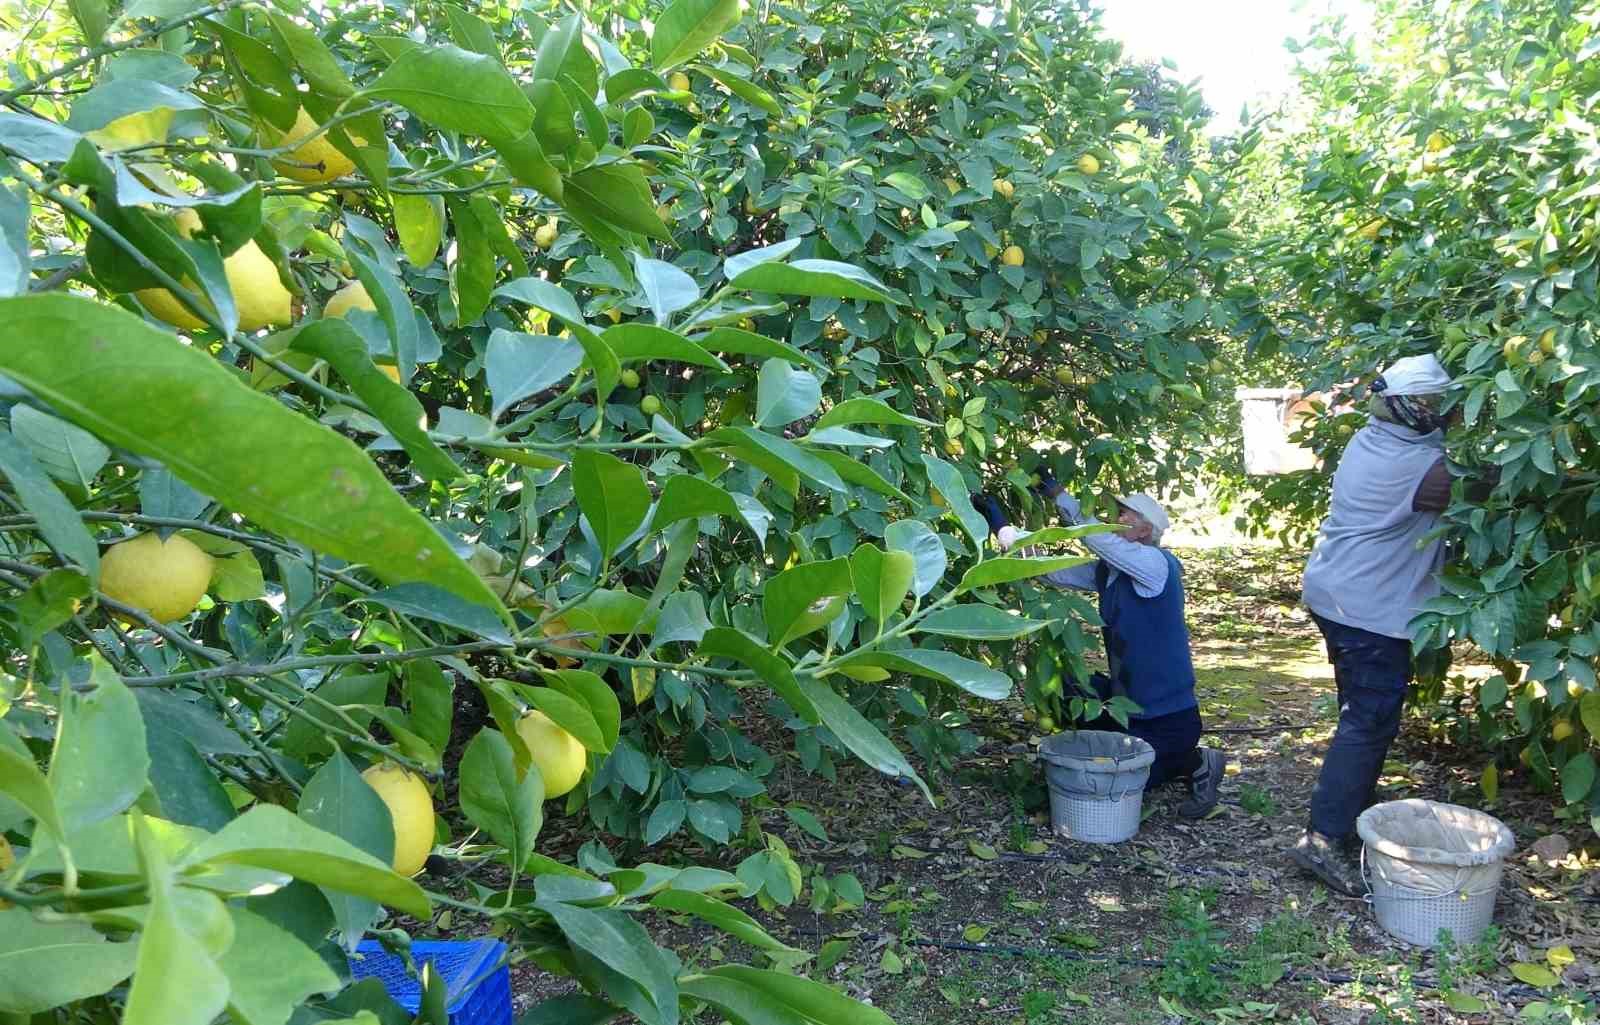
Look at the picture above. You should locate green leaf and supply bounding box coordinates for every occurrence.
[810,450,911,503]
[535,900,680,1025]
[49,657,148,832]
[365,584,513,644]
[832,648,1012,701]
[0,431,98,580]
[797,678,930,801]
[124,813,231,1025]
[957,555,1093,592]
[15,568,90,649]
[0,743,66,850]
[360,44,533,140]
[523,686,607,753]
[692,326,821,370]
[604,324,728,371]
[632,255,701,323]
[520,995,623,1025]
[545,669,622,753]
[393,193,444,267]
[176,531,264,602]
[727,259,889,302]
[707,965,897,1025]
[883,519,946,598]
[851,544,915,625]
[0,907,137,1013]
[679,975,810,1025]
[494,277,620,400]
[882,172,931,202]
[922,454,987,551]
[763,557,853,647]
[139,465,209,521]
[1510,962,1560,989]
[783,805,828,842]
[181,804,431,919]
[1581,693,1600,743]
[145,721,234,831]
[460,728,542,869]
[1441,989,1488,1013]
[293,319,462,482]
[815,397,932,430]
[755,359,822,428]
[705,427,845,494]
[486,330,583,418]
[0,295,505,612]
[446,195,495,325]
[698,627,818,723]
[220,907,342,1025]
[11,404,109,488]
[651,0,742,71]
[1561,752,1596,805]
[573,449,651,561]
[918,605,1047,640]
[298,752,394,946]
[652,475,744,534]
[699,64,782,116]
[566,163,672,241]
[650,890,798,953]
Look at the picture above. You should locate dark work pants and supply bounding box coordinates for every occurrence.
[1309,612,1412,840]
[1085,705,1203,788]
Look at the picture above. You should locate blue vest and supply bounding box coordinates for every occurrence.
[1095,550,1197,720]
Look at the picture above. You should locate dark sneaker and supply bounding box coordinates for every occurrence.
[1289,829,1366,896]
[1177,748,1226,819]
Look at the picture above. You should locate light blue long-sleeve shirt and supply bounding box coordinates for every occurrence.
[1039,493,1170,598]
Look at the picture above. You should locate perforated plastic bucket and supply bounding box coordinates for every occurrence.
[1039,730,1155,844]
[1357,799,1515,948]
[347,939,513,1025]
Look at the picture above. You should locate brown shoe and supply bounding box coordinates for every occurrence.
[1288,829,1366,896]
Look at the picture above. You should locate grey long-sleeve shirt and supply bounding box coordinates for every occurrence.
[1037,493,1169,598]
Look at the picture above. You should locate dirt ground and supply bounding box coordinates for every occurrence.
[447,544,1600,1024]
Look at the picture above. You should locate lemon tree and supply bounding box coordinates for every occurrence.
[0,0,1202,1017]
[1240,0,1600,832]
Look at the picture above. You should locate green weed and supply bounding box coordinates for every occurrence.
[1238,783,1279,817]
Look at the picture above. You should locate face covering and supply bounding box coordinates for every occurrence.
[1370,377,1446,433]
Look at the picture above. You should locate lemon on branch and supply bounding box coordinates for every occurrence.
[1552,720,1574,742]
[516,710,587,799]
[361,762,434,876]
[640,395,662,416]
[994,177,1015,200]
[1076,153,1100,175]
[534,221,559,249]
[325,280,375,318]
[620,368,641,389]
[135,210,292,332]
[667,71,691,93]
[99,531,213,622]
[1001,245,1025,267]
[272,108,359,184]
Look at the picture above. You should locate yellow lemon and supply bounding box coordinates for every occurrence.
[86,108,175,152]
[1076,153,1100,175]
[667,71,691,93]
[1503,336,1526,364]
[620,368,641,389]
[135,211,292,332]
[273,108,358,184]
[515,710,587,799]
[1424,131,1449,153]
[99,532,213,622]
[325,280,376,319]
[943,177,961,194]
[1538,328,1558,356]
[360,762,434,876]
[944,438,963,457]
[534,222,559,249]
[994,178,1015,200]
[1356,218,1384,241]
[378,364,402,383]
[1552,721,1574,742]
[1001,245,1025,267]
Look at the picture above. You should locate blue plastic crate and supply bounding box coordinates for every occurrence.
[348,938,513,1025]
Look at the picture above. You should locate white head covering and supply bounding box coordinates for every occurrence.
[1114,494,1169,544]
[1378,354,1453,396]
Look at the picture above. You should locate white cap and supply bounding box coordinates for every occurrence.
[1378,354,1453,397]
[1114,494,1170,541]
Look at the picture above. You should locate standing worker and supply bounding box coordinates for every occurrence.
[1291,354,1490,894]
[974,480,1226,819]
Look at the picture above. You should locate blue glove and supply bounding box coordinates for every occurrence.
[970,493,1008,533]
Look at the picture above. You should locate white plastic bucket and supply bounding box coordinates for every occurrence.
[1039,731,1155,844]
[1357,799,1515,948]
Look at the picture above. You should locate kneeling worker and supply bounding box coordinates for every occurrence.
[973,477,1226,818]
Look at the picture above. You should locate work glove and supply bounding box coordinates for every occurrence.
[970,493,1009,533]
